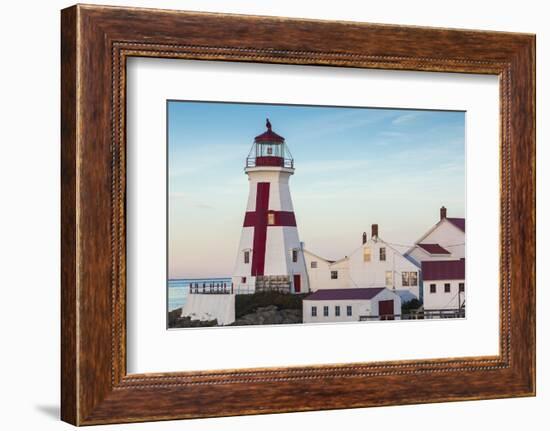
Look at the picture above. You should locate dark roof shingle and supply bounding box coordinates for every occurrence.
[422,259,465,281]
[447,217,465,232]
[304,287,386,301]
[418,243,451,255]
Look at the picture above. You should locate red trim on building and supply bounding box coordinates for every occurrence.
[250,182,270,276]
[243,210,296,227]
[255,156,284,167]
[272,211,296,226]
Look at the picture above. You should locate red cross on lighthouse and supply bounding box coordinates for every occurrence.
[243,182,297,276]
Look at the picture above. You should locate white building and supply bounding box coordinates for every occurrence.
[405,206,465,266]
[232,119,309,294]
[304,224,421,300]
[421,259,465,312]
[302,250,350,291]
[302,287,401,323]
[404,206,466,309]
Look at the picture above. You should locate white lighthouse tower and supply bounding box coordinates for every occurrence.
[232,119,309,294]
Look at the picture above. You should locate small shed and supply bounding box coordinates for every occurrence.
[302,287,401,323]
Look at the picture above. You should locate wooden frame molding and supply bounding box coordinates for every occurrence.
[61,4,535,425]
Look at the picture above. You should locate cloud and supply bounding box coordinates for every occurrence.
[169,142,250,177]
[377,131,406,138]
[194,203,215,210]
[297,158,369,175]
[169,192,186,199]
[289,109,396,141]
[169,192,215,210]
[391,112,422,125]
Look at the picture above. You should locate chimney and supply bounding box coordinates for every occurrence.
[362,232,367,244]
[440,206,447,220]
[371,224,378,239]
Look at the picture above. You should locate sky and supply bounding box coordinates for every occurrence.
[168,101,465,279]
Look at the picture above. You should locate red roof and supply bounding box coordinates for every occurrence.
[254,118,285,143]
[422,259,465,281]
[447,218,465,232]
[254,129,285,143]
[418,243,450,255]
[304,287,385,301]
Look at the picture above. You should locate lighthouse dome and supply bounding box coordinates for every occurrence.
[254,119,285,143]
[246,119,294,169]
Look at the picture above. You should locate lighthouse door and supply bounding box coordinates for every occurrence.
[293,274,301,293]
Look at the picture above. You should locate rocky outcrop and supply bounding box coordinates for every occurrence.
[231,305,302,326]
[168,307,218,328]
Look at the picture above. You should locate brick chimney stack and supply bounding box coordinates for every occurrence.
[440,206,447,220]
[371,224,379,239]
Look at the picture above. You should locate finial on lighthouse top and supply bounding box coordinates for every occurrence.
[254,118,284,143]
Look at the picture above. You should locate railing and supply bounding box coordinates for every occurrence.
[246,157,294,169]
[233,286,256,295]
[188,282,233,295]
[359,308,465,321]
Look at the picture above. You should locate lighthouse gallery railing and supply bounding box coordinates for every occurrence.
[246,157,294,169]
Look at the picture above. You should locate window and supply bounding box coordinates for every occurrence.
[459,282,465,292]
[346,305,352,316]
[444,283,451,293]
[323,306,329,317]
[331,270,338,279]
[267,213,275,225]
[402,271,418,286]
[292,249,298,263]
[267,146,273,155]
[335,305,340,316]
[385,271,393,287]
[311,306,317,317]
[380,247,386,261]
[310,261,318,269]
[243,250,250,264]
[363,247,371,262]
[430,283,436,293]
[241,277,247,284]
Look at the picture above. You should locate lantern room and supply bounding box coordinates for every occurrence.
[246,119,294,168]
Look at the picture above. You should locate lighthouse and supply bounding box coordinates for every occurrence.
[232,119,309,294]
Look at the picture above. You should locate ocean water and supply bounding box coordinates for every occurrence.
[168,278,232,311]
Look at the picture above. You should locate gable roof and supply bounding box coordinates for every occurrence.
[422,259,465,281]
[346,237,420,269]
[304,287,386,301]
[447,218,465,232]
[303,249,340,264]
[405,217,466,256]
[418,243,451,255]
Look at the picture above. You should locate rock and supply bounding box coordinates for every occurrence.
[167,307,218,328]
[169,297,304,328]
[231,305,302,326]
